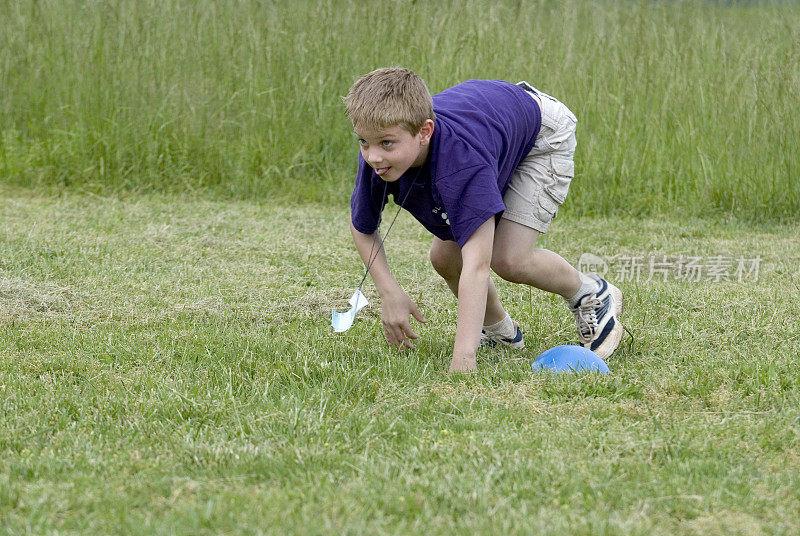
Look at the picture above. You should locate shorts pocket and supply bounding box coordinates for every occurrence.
[534,123,557,151]
[551,154,574,177]
[548,155,574,203]
[537,190,560,223]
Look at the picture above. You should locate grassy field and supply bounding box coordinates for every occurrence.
[2,0,800,533]
[1,0,799,218]
[1,187,799,534]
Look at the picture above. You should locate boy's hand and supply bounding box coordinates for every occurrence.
[349,223,427,348]
[449,351,477,373]
[380,290,427,349]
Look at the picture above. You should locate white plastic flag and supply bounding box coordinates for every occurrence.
[331,289,369,333]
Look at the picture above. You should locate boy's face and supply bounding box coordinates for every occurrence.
[355,120,434,182]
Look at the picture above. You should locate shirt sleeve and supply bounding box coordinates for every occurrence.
[350,155,388,235]
[434,164,505,248]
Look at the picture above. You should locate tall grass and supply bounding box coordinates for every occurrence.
[1,0,798,218]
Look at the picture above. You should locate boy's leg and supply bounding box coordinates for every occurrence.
[494,208,624,360]
[500,83,624,359]
[498,86,584,297]
[491,220,581,298]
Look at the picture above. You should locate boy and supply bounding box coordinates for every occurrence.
[344,68,623,372]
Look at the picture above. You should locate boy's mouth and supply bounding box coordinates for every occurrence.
[375,166,391,177]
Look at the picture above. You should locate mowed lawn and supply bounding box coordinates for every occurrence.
[1,188,799,535]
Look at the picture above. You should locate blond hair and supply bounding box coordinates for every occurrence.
[343,67,435,134]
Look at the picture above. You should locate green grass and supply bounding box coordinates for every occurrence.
[2,186,799,534]
[2,0,799,219]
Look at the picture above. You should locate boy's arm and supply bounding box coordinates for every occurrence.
[350,221,427,348]
[450,217,495,372]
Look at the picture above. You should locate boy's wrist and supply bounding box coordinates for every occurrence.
[374,279,403,299]
[452,346,477,361]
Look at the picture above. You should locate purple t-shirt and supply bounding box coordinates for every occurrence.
[350,79,541,248]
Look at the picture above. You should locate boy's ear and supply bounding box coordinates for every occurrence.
[418,119,435,146]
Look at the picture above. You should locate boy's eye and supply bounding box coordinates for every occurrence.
[381,140,393,148]
[358,139,367,146]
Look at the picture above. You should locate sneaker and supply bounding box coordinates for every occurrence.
[480,320,525,350]
[569,274,624,359]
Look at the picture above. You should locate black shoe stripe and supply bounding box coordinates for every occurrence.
[595,296,612,319]
[596,278,608,294]
[501,327,524,344]
[590,317,616,351]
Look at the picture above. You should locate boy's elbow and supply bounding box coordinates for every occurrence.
[457,261,491,298]
[459,218,495,276]
[461,256,492,280]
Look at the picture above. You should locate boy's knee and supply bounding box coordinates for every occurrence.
[491,251,525,283]
[430,246,460,278]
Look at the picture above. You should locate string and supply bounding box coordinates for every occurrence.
[359,179,388,288]
[355,167,424,292]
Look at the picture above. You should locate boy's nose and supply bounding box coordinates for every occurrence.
[366,149,384,166]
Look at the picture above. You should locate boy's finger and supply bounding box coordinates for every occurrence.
[403,327,419,340]
[389,325,417,349]
[400,326,418,349]
[390,325,407,347]
[384,321,420,349]
[410,306,428,323]
[383,326,399,346]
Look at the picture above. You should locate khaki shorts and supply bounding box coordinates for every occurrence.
[502,82,577,233]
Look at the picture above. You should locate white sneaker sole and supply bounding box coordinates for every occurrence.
[587,282,624,360]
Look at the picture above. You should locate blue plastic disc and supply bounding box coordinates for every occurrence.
[532,345,610,374]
